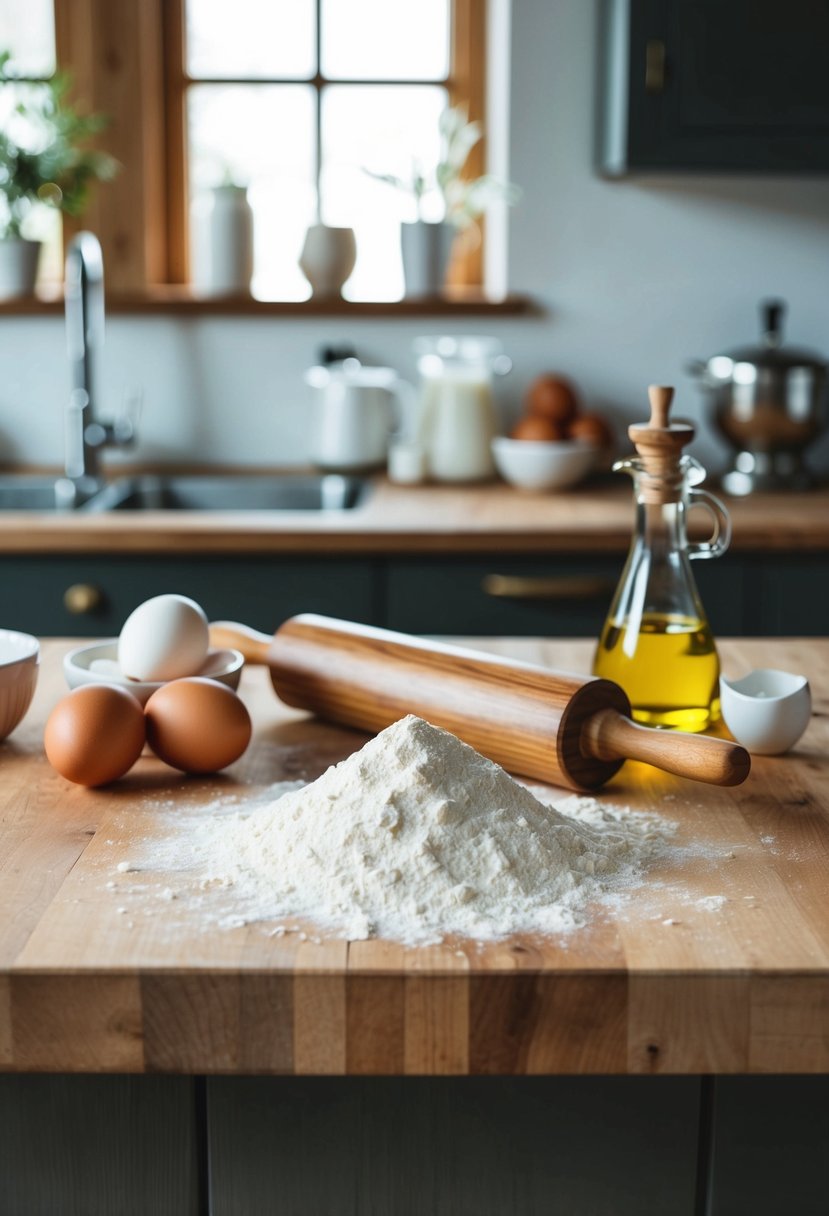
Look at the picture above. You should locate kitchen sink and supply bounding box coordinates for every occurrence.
[0,472,368,512]
[0,475,97,512]
[83,473,368,512]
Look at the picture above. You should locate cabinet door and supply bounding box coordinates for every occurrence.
[385,556,745,638]
[207,1076,700,1216]
[600,0,829,175]
[709,1077,829,1216]
[741,555,829,635]
[0,556,378,636]
[385,557,620,637]
[0,1076,200,1216]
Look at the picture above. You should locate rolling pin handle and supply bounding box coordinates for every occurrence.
[582,708,751,788]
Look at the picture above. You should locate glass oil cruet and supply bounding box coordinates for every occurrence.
[592,385,731,732]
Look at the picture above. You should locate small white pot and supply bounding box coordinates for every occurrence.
[400,220,455,297]
[0,238,41,300]
[299,224,357,298]
[191,186,254,295]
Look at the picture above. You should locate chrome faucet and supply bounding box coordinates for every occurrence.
[64,232,136,498]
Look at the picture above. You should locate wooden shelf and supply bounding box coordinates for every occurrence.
[0,288,539,318]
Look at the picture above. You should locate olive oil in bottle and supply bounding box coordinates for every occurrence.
[595,612,720,731]
[592,386,731,733]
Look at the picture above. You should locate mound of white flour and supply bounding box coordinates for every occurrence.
[198,715,669,944]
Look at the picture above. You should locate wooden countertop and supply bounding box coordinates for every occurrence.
[1,478,829,555]
[2,637,828,1076]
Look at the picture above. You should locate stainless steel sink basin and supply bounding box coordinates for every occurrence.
[0,475,94,512]
[0,472,368,512]
[86,473,368,512]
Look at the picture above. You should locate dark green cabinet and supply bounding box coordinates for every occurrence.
[4,1073,827,1215]
[384,555,748,638]
[0,551,822,638]
[0,555,380,637]
[599,0,829,176]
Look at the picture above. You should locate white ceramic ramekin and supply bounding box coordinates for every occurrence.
[720,669,811,755]
[63,640,244,706]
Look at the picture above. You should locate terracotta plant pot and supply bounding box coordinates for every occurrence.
[0,238,41,300]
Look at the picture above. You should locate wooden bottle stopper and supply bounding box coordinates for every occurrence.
[628,386,694,504]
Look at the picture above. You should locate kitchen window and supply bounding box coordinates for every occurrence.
[4,0,498,307]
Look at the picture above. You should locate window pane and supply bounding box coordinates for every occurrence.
[321,85,448,300]
[188,85,316,299]
[321,0,449,80]
[186,0,316,79]
[0,0,55,76]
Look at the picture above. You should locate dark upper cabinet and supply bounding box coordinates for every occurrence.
[599,0,829,176]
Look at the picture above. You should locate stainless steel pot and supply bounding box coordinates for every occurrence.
[688,300,827,495]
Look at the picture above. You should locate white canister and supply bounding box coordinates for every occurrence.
[191,185,254,295]
[388,440,427,485]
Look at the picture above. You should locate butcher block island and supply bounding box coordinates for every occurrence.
[3,635,829,1216]
[3,637,828,1077]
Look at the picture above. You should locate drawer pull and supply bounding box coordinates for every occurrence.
[645,39,666,93]
[63,583,104,615]
[482,574,616,602]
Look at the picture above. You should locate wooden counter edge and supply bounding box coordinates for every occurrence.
[3,966,828,1075]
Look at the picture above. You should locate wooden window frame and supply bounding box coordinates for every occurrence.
[53,0,488,299]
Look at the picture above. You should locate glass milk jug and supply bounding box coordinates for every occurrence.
[592,385,731,732]
[414,336,511,482]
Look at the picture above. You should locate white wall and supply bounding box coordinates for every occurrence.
[2,0,829,474]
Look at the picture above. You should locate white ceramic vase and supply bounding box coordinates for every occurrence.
[0,238,41,300]
[191,185,254,295]
[400,220,456,297]
[299,224,357,298]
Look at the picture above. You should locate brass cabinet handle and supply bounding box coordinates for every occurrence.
[63,583,104,615]
[481,574,616,602]
[645,39,666,93]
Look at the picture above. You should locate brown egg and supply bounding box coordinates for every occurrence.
[44,684,146,787]
[145,677,252,773]
[510,414,565,442]
[567,412,615,447]
[525,375,581,426]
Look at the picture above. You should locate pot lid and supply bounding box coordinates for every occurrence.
[703,300,827,379]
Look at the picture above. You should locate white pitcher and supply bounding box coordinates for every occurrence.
[414,336,511,482]
[305,361,415,473]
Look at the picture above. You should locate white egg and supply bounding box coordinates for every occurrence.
[118,594,209,682]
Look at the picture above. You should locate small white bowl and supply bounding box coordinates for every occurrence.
[64,641,244,706]
[720,669,811,755]
[0,629,40,740]
[492,437,597,491]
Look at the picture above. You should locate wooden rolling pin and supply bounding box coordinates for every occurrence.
[210,614,750,792]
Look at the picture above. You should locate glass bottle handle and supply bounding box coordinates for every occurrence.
[687,488,731,560]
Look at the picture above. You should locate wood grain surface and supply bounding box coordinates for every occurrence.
[0,478,828,555]
[1,638,828,1076]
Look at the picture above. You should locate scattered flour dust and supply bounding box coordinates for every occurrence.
[112,715,688,945]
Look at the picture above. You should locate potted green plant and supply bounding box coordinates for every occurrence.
[0,51,117,299]
[366,105,520,297]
